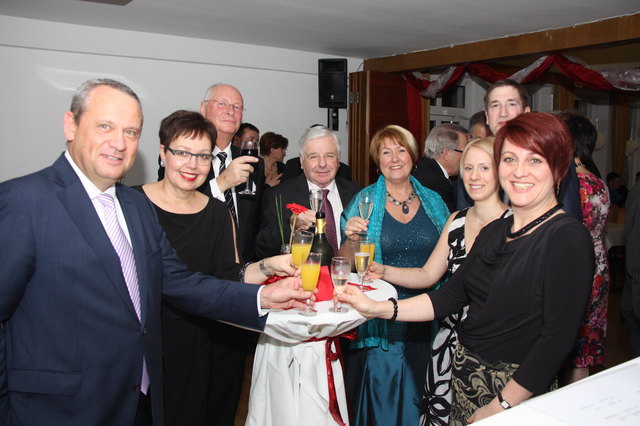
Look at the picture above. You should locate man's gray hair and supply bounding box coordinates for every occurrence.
[423,123,469,159]
[70,78,142,125]
[298,125,341,158]
[202,83,240,101]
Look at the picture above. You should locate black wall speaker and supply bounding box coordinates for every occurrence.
[318,58,347,109]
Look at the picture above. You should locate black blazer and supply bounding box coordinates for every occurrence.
[254,174,361,259]
[412,157,454,213]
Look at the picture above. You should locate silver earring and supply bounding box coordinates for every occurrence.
[160,159,166,167]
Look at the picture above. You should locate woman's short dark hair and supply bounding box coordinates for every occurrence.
[259,132,289,156]
[159,110,216,150]
[494,112,573,185]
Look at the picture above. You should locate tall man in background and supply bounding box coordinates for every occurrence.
[200,83,265,262]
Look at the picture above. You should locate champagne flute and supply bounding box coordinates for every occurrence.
[354,250,370,290]
[299,252,322,316]
[309,189,323,214]
[291,230,313,268]
[238,140,258,195]
[358,237,375,284]
[329,257,351,313]
[359,190,373,220]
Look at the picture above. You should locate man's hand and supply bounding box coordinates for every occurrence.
[217,156,259,192]
[259,276,314,310]
[290,209,316,231]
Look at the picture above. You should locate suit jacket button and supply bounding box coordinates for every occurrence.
[134,384,141,392]
[143,328,148,335]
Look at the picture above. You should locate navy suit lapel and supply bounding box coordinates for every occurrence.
[53,156,140,320]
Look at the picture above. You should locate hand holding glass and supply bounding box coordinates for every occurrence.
[238,140,258,195]
[299,252,322,316]
[329,257,351,313]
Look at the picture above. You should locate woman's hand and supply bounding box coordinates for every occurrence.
[337,284,384,318]
[264,254,299,277]
[366,261,384,280]
[467,399,504,423]
[344,217,369,241]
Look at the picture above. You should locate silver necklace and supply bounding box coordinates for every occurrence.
[386,191,416,214]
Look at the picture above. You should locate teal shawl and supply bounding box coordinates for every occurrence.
[340,174,450,349]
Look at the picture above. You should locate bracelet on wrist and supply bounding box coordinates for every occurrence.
[497,391,511,410]
[388,297,398,322]
[259,259,274,278]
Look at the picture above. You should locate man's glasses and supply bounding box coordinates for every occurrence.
[164,147,213,166]
[203,99,244,113]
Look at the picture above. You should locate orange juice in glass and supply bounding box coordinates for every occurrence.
[299,252,322,316]
[291,230,313,267]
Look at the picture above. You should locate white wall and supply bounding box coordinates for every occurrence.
[0,16,362,185]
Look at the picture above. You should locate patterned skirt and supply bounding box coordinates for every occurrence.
[449,343,558,425]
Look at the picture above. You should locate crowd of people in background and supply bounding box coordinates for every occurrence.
[1,77,638,426]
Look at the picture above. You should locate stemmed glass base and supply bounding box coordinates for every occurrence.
[299,299,317,316]
[329,304,348,313]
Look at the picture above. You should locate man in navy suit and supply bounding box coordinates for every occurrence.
[0,79,310,426]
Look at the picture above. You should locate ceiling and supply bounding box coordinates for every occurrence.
[1,0,638,61]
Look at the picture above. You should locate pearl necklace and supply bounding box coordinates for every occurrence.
[506,204,562,239]
[386,191,416,214]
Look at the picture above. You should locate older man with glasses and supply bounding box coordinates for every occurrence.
[412,123,470,212]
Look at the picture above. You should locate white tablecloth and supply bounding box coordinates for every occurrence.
[246,275,397,426]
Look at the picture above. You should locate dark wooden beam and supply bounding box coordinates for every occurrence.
[364,13,640,73]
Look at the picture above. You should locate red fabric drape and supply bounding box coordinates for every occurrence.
[403,54,623,97]
[405,80,423,147]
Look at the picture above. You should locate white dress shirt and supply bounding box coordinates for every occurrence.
[307,179,344,248]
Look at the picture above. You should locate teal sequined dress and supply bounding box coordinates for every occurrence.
[347,204,441,425]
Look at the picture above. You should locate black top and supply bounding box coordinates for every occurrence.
[429,213,594,394]
[133,186,240,282]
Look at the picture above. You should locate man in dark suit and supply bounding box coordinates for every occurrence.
[255,125,361,259]
[412,123,469,212]
[0,79,309,426]
[199,83,265,262]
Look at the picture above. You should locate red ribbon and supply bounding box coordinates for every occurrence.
[306,331,356,426]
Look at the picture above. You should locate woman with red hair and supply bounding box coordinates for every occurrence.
[340,112,594,424]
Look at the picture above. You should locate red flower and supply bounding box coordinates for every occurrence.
[287,203,309,215]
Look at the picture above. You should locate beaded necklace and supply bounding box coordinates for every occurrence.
[506,203,562,239]
[386,191,416,214]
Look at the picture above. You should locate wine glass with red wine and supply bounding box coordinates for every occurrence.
[238,140,258,195]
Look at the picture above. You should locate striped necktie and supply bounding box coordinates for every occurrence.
[96,193,149,394]
[217,152,238,226]
[322,189,339,253]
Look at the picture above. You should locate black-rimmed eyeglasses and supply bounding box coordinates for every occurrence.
[164,147,213,165]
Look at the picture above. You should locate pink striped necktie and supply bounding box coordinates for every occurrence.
[97,192,150,394]
[322,189,339,253]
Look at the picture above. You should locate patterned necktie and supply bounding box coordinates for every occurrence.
[217,152,238,226]
[96,193,149,394]
[322,189,339,253]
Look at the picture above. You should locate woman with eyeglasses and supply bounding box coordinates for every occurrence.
[135,110,294,426]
